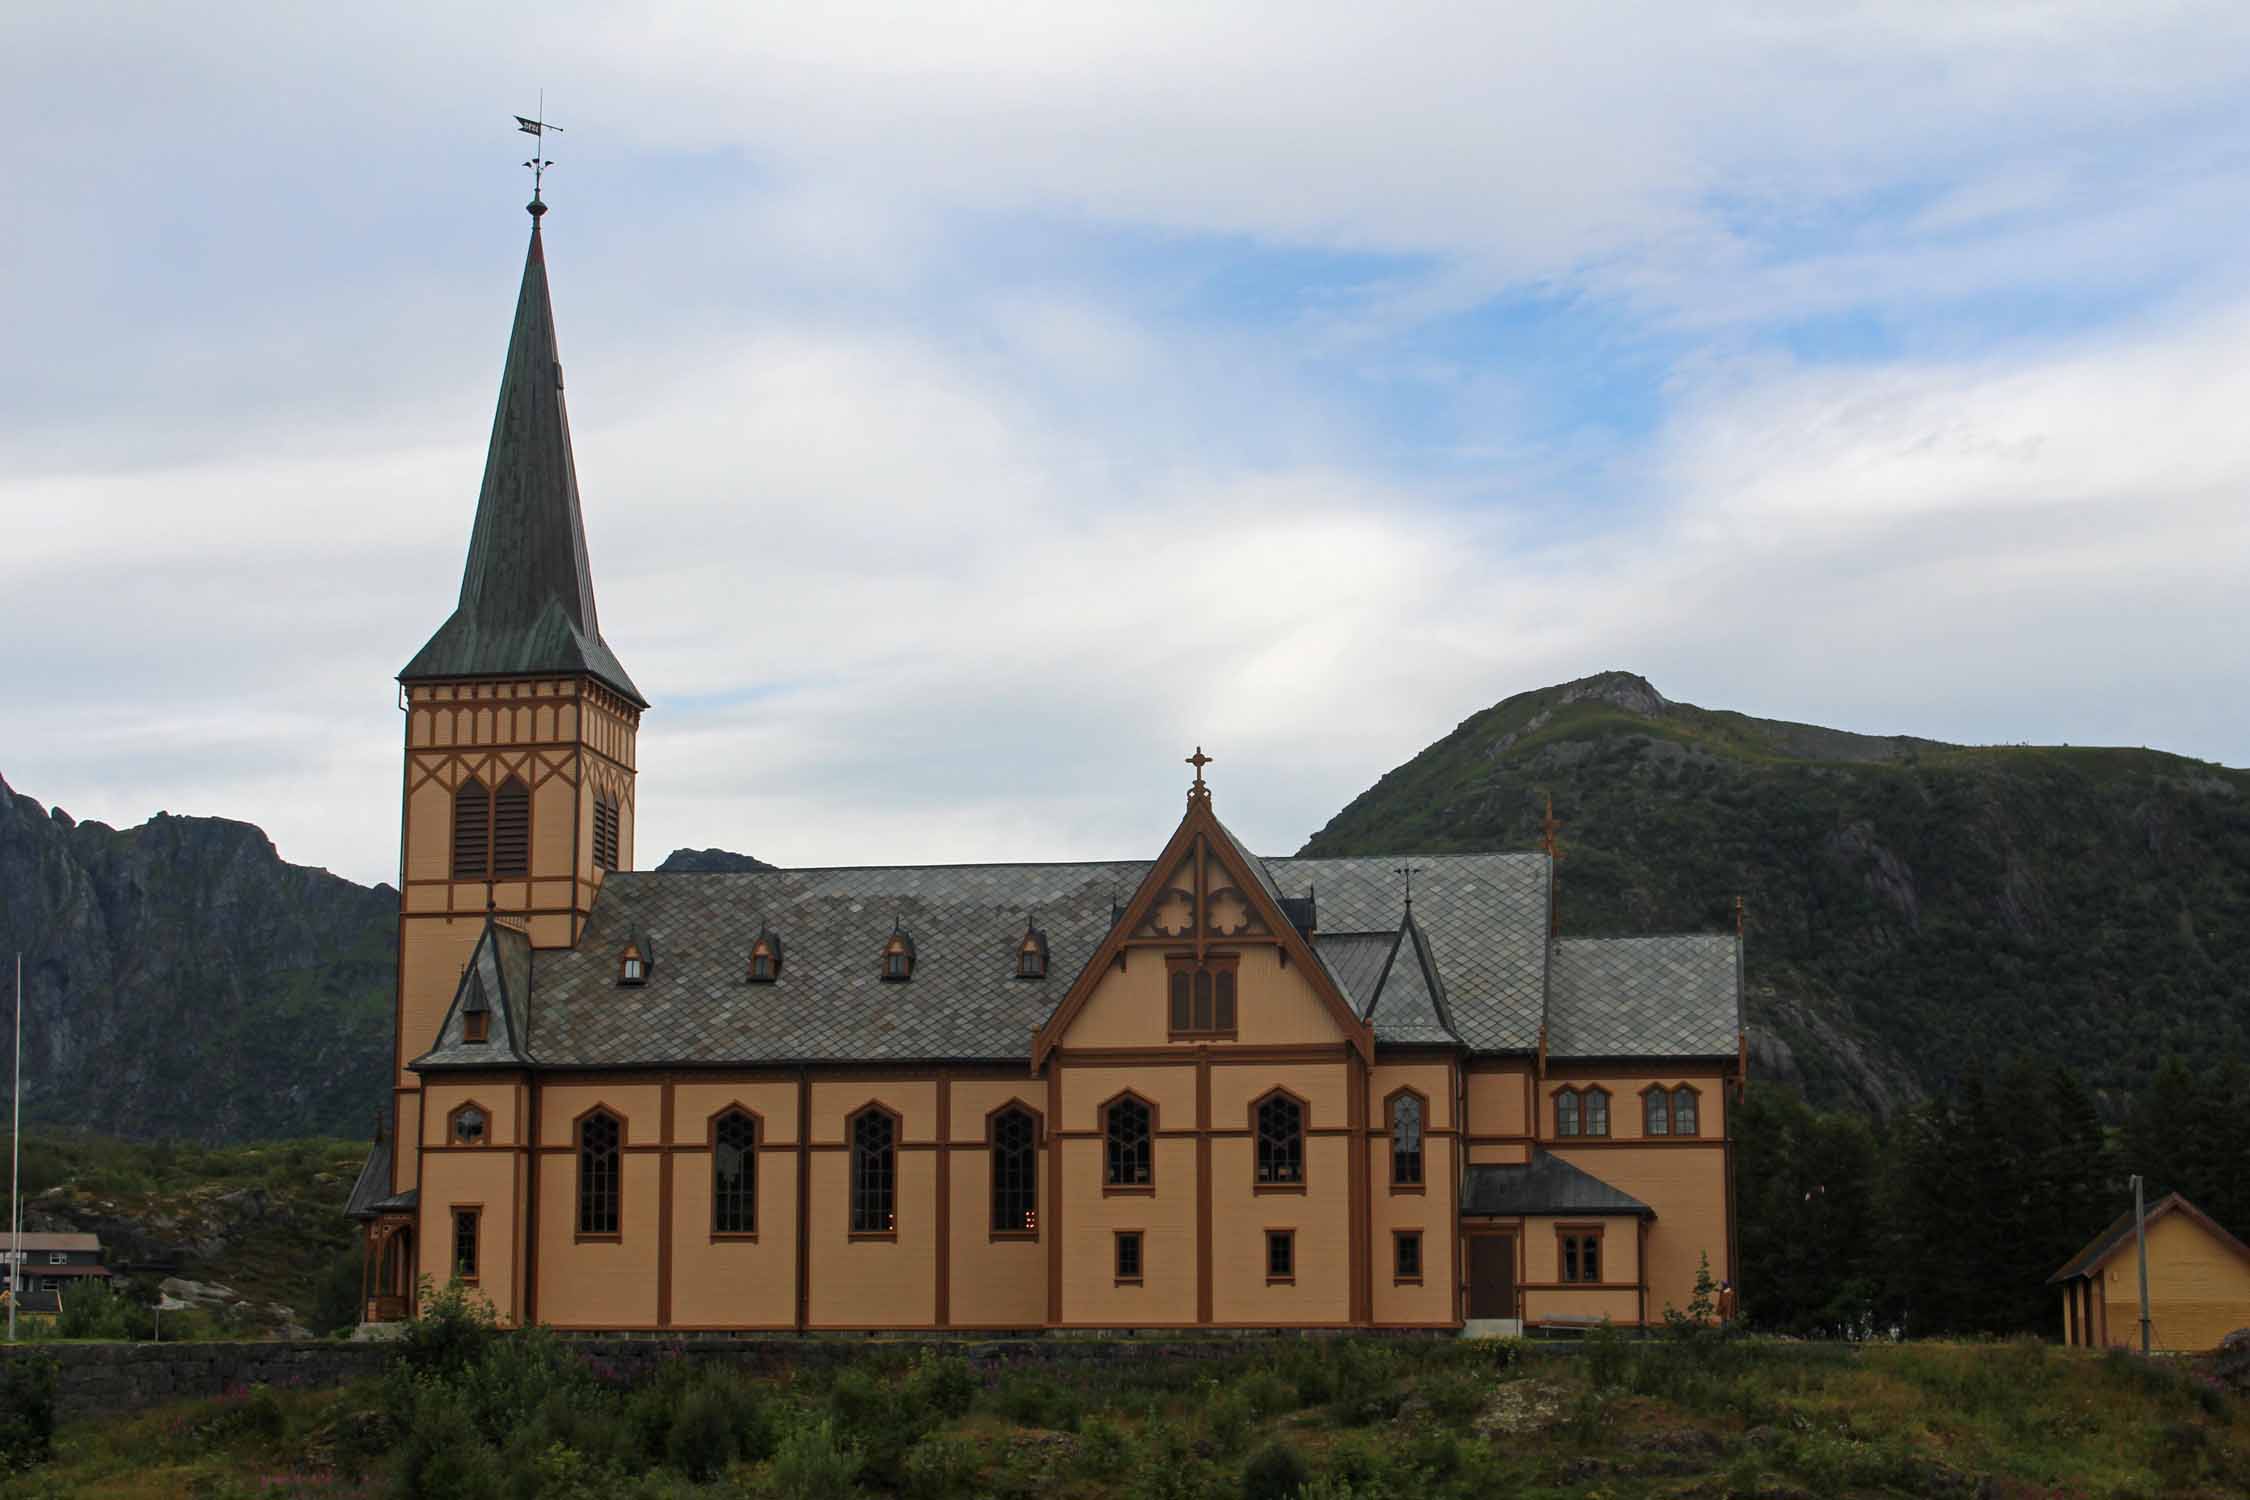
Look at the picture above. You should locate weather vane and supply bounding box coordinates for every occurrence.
[1395,864,1423,909]
[516,94,563,211]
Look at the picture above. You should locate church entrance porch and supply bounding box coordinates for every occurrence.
[365,1217,415,1324]
[1465,1231,1518,1331]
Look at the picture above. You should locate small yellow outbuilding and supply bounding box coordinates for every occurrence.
[2050,1193,2250,1353]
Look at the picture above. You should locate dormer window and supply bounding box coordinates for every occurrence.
[1015,927,1048,979]
[880,931,915,982]
[464,1011,491,1044]
[747,934,781,984]
[619,944,647,985]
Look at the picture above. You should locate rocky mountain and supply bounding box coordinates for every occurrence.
[1301,672,2250,1116]
[656,847,779,873]
[0,772,395,1142]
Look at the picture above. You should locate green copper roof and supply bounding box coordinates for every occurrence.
[400,212,644,705]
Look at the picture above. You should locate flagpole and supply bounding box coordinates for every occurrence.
[8,953,20,1343]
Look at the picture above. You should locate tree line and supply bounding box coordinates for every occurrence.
[1733,1054,2250,1338]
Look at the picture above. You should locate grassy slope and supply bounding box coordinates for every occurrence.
[1300,673,2250,1113]
[14,1339,2248,1499]
[17,1132,365,1324]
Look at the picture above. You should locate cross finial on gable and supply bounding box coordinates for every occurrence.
[1538,794,1565,861]
[1186,745,1214,802]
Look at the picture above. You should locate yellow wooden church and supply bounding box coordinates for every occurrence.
[346,197,1747,1334]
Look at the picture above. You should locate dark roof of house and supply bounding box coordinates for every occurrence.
[1545,933,1743,1059]
[1462,1151,1656,1218]
[2048,1192,2250,1283]
[399,214,642,705]
[413,920,536,1069]
[1,1233,101,1254]
[407,845,1737,1070]
[343,1137,394,1221]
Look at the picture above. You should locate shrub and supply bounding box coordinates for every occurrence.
[830,1365,933,1486]
[2216,1328,2250,1395]
[1419,1367,1484,1424]
[1238,1367,1296,1419]
[389,1394,502,1500]
[454,1325,593,1445]
[0,1350,57,1469]
[664,1382,741,1481]
[901,1431,982,1499]
[1202,1383,1253,1456]
[1241,1439,1311,1500]
[1584,1318,1631,1391]
[1403,1427,1462,1482]
[770,1415,862,1500]
[56,1278,150,1340]
[1129,1420,1213,1500]
[395,1279,499,1383]
[1075,1414,1133,1477]
[990,1370,1082,1431]
[906,1349,979,1420]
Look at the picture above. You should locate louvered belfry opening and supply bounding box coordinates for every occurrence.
[451,778,491,878]
[593,793,620,871]
[491,777,530,876]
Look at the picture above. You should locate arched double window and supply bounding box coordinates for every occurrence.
[849,1107,897,1235]
[1388,1091,1424,1188]
[712,1110,757,1235]
[1554,1086,1610,1139]
[577,1109,621,1236]
[1104,1094,1153,1189]
[1644,1084,1702,1138]
[451,775,530,878]
[990,1106,1038,1234]
[1254,1091,1304,1188]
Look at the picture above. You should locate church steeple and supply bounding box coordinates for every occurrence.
[400,206,643,705]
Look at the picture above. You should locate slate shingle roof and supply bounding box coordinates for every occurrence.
[1462,1152,1655,1218]
[399,217,642,705]
[420,847,1736,1070]
[343,1137,394,1221]
[1545,934,1742,1060]
[414,920,535,1069]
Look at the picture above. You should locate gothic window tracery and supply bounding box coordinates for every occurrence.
[577,1110,621,1236]
[990,1107,1037,1234]
[1104,1095,1153,1189]
[713,1110,757,1234]
[1255,1091,1305,1188]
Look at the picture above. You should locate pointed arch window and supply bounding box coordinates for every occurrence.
[1104,1094,1153,1190]
[989,1106,1038,1235]
[577,1110,621,1237]
[1388,1090,1425,1188]
[1254,1090,1305,1190]
[451,777,491,879]
[712,1110,757,1235]
[592,791,621,872]
[1671,1085,1700,1137]
[491,776,530,877]
[1643,1086,1672,1137]
[849,1106,897,1236]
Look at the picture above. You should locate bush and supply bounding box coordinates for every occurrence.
[901,1431,982,1498]
[56,1278,150,1340]
[1129,1420,1213,1500]
[989,1370,1082,1431]
[1075,1414,1133,1477]
[389,1393,502,1500]
[664,1382,740,1481]
[1584,1318,1631,1391]
[770,1415,862,1500]
[0,1350,57,1469]
[1238,1367,1296,1418]
[453,1325,593,1445]
[1241,1439,1311,1500]
[394,1279,499,1383]
[1198,1379,1252,1455]
[906,1349,979,1420]
[1418,1367,1485,1424]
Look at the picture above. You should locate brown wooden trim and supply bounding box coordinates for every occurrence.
[523,1080,542,1325]
[573,1233,622,1245]
[1637,1217,1648,1328]
[1163,950,1241,1040]
[1102,1185,1157,1198]
[1056,1043,1352,1065]
[1542,1062,1733,1080]
[1196,1049,1213,1325]
[1045,1066,1063,1325]
[657,1081,674,1328]
[707,1232,761,1244]
[935,1075,951,1328]
[795,1069,811,1331]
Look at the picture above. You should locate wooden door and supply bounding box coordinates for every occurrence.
[1467,1235,1516,1319]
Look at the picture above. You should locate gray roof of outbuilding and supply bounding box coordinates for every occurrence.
[1462,1151,1655,1218]
[399,216,642,705]
[1545,933,1742,1059]
[413,920,536,1069]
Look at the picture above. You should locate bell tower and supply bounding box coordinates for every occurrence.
[387,194,644,1194]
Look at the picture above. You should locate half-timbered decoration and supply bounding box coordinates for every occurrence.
[348,194,1746,1334]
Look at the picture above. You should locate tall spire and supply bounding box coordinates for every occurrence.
[400,205,644,705]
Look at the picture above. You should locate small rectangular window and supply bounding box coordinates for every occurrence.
[1266,1230,1294,1282]
[47,1252,67,1266]
[453,1209,480,1281]
[464,1011,490,1044]
[1394,1230,1422,1282]
[1560,1230,1601,1284]
[1115,1231,1143,1283]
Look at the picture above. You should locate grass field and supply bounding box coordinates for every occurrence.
[4,1317,2245,1500]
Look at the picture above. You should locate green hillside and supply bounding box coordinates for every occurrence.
[1301,672,2250,1114]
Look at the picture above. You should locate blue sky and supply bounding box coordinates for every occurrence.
[4,2,2248,885]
